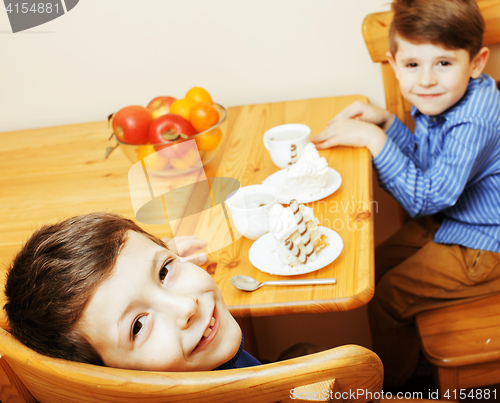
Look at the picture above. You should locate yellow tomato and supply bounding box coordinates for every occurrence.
[195,127,223,151]
[137,144,155,159]
[185,87,213,104]
[189,102,220,133]
[169,98,196,121]
[137,145,169,171]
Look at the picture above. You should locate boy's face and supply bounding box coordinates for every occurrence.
[77,230,242,372]
[388,36,485,116]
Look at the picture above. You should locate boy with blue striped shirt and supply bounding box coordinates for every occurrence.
[312,0,500,388]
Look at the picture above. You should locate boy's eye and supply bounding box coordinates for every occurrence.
[439,61,451,66]
[132,315,147,339]
[406,62,418,68]
[159,259,173,283]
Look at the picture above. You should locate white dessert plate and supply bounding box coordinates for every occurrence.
[261,167,342,204]
[248,227,343,276]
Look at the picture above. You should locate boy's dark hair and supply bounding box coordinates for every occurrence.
[4,212,166,365]
[389,0,485,59]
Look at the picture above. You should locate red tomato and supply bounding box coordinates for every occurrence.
[112,105,152,144]
[148,113,196,144]
[146,96,177,119]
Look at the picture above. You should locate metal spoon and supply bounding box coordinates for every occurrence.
[230,275,337,292]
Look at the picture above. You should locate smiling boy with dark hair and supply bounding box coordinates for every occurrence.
[4,212,260,371]
[313,0,500,387]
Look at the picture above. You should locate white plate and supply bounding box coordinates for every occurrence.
[248,227,343,276]
[261,167,342,204]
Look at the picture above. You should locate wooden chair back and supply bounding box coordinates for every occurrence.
[362,0,500,131]
[0,327,383,403]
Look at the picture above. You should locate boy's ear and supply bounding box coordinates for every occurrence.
[386,51,399,79]
[470,47,490,79]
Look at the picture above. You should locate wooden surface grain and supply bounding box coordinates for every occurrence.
[0,95,374,327]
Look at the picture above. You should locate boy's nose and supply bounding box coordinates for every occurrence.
[169,294,200,329]
[419,67,437,87]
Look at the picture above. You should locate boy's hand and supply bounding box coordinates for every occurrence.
[326,100,394,130]
[312,118,387,158]
[162,235,208,265]
[311,101,392,158]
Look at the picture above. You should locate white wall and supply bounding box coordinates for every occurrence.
[0,0,391,132]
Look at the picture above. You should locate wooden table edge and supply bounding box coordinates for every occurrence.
[421,350,500,368]
[228,284,375,317]
[225,94,369,109]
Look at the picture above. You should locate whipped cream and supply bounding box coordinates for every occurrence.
[288,143,328,178]
[268,203,296,241]
[299,204,319,225]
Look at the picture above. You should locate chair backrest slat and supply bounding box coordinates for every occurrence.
[0,328,383,403]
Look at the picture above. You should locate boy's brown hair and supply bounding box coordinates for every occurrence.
[389,0,485,59]
[4,212,166,365]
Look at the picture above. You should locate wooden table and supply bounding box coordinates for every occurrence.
[0,95,374,329]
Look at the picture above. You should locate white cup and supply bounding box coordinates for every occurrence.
[225,185,278,240]
[263,123,311,169]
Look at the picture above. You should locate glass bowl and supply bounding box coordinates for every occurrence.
[109,103,226,175]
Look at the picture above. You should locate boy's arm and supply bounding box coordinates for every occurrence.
[312,101,412,158]
[313,101,419,155]
[324,100,395,131]
[312,118,387,157]
[383,115,418,157]
[313,102,491,217]
[374,120,490,217]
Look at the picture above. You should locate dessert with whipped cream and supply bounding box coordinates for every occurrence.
[279,142,329,204]
[268,199,328,267]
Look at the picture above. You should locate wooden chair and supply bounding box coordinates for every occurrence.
[363,1,500,400]
[417,293,500,401]
[0,326,383,403]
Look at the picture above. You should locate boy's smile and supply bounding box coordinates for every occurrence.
[77,230,242,372]
[388,37,488,116]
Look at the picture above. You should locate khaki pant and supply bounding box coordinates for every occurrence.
[369,215,500,387]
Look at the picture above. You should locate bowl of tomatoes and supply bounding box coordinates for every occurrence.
[106,87,226,175]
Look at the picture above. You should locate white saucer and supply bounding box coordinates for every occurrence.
[261,167,342,204]
[248,227,343,276]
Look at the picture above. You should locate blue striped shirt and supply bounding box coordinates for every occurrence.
[373,73,500,252]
